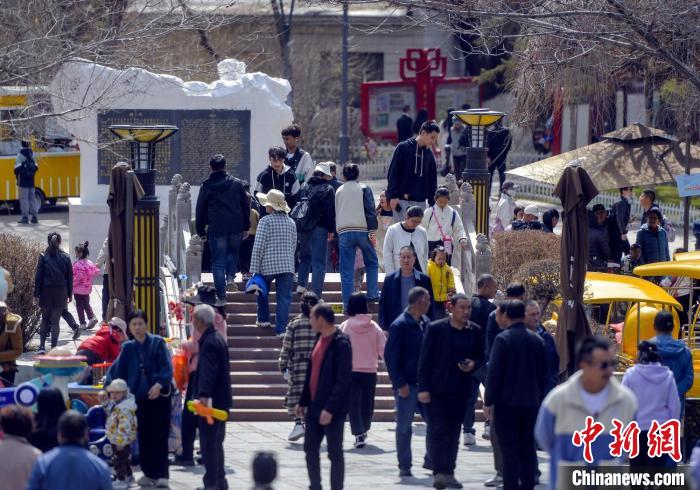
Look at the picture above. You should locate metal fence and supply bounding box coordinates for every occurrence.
[513,179,700,225]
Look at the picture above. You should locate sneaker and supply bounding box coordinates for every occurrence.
[113,480,129,489]
[463,432,476,446]
[276,332,285,339]
[173,456,195,466]
[483,473,503,487]
[226,281,237,292]
[86,317,98,330]
[433,474,447,489]
[445,475,463,489]
[256,321,271,329]
[72,326,82,340]
[399,468,413,477]
[288,422,305,441]
[296,285,307,295]
[136,476,156,487]
[30,216,38,224]
[155,479,169,488]
[36,347,46,355]
[354,434,366,448]
[17,218,28,224]
[482,422,491,440]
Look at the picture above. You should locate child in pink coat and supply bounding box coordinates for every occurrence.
[72,241,101,330]
[340,292,386,449]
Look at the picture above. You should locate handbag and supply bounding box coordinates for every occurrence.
[430,206,457,255]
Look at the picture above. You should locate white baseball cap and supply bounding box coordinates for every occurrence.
[524,204,539,216]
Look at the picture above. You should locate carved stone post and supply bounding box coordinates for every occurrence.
[475,234,493,278]
[159,215,168,268]
[445,173,461,206]
[175,182,192,273]
[186,235,203,286]
[460,182,476,226]
[168,174,182,259]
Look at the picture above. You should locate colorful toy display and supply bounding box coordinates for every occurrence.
[34,350,87,402]
[0,374,54,409]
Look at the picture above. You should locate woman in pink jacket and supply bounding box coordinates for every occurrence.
[72,241,101,330]
[178,286,228,466]
[340,292,386,449]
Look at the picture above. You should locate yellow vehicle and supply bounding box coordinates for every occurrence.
[0,87,80,208]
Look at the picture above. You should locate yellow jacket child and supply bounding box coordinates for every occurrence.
[427,258,455,302]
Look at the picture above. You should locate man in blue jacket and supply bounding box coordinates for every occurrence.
[635,207,670,265]
[651,310,693,407]
[384,286,433,478]
[386,120,439,222]
[196,154,251,300]
[378,246,434,330]
[26,410,112,490]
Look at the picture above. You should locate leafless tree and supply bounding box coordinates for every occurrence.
[383,0,700,136]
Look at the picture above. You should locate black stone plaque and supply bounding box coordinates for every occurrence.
[97,109,251,185]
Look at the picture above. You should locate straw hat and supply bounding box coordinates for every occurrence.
[106,378,128,393]
[257,189,291,213]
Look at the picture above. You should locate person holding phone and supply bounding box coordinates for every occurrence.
[417,293,484,490]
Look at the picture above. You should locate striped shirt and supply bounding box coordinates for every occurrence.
[250,211,297,276]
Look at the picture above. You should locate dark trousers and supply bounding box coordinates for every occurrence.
[181,372,197,461]
[349,372,377,436]
[462,378,480,435]
[434,302,447,320]
[494,405,538,490]
[304,411,345,490]
[113,444,133,481]
[630,430,676,468]
[137,394,171,480]
[74,294,94,324]
[238,235,255,274]
[62,309,79,330]
[452,156,466,179]
[426,394,469,475]
[0,370,16,386]
[200,419,227,489]
[489,164,506,197]
[491,406,504,474]
[101,274,109,320]
[40,307,63,349]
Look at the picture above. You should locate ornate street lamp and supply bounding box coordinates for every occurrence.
[451,108,506,236]
[108,124,178,333]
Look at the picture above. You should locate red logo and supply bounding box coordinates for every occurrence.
[647,419,682,462]
[609,419,640,458]
[572,416,605,463]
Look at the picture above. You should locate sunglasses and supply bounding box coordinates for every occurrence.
[590,360,616,370]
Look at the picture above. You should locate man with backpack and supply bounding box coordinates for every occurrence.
[292,162,336,299]
[14,140,39,224]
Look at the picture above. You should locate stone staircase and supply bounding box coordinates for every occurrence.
[221,272,483,423]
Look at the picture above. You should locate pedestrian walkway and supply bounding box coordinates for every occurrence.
[163,421,549,489]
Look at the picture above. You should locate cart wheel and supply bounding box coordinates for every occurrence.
[34,188,46,211]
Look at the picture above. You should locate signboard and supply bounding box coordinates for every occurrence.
[97,109,251,185]
[361,81,416,140]
[674,173,700,197]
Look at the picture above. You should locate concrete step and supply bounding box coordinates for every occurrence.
[226,325,279,336]
[229,359,388,372]
[228,312,360,325]
[233,395,399,410]
[229,408,486,423]
[230,371,392,384]
[226,302,379,314]
[228,336,282,348]
[229,348,281,360]
[227,291,344,303]
[232,383,398,397]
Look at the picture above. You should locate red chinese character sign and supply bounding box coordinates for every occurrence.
[572,416,605,463]
[360,49,481,141]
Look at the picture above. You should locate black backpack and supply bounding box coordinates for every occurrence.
[20,154,38,179]
[290,186,318,231]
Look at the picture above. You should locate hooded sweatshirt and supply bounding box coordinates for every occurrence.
[195,170,251,237]
[621,363,680,430]
[386,137,437,205]
[339,314,386,373]
[254,164,300,208]
[651,334,694,402]
[72,258,100,296]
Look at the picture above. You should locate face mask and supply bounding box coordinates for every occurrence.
[507,190,517,198]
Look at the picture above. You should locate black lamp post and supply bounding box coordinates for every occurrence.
[451,109,506,236]
[108,124,178,333]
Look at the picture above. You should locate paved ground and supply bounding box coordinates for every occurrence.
[158,421,550,489]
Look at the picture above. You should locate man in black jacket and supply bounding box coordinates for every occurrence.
[378,247,434,330]
[297,162,336,298]
[486,122,511,198]
[396,105,413,142]
[255,146,301,210]
[384,286,433,478]
[195,154,251,300]
[192,304,232,490]
[612,187,632,255]
[386,120,439,222]
[462,274,497,445]
[418,293,483,489]
[14,140,39,224]
[297,304,352,490]
[484,300,546,490]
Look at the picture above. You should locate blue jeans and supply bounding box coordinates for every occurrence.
[339,231,379,308]
[298,226,329,297]
[257,272,293,334]
[208,232,243,299]
[394,385,431,471]
[462,378,480,434]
